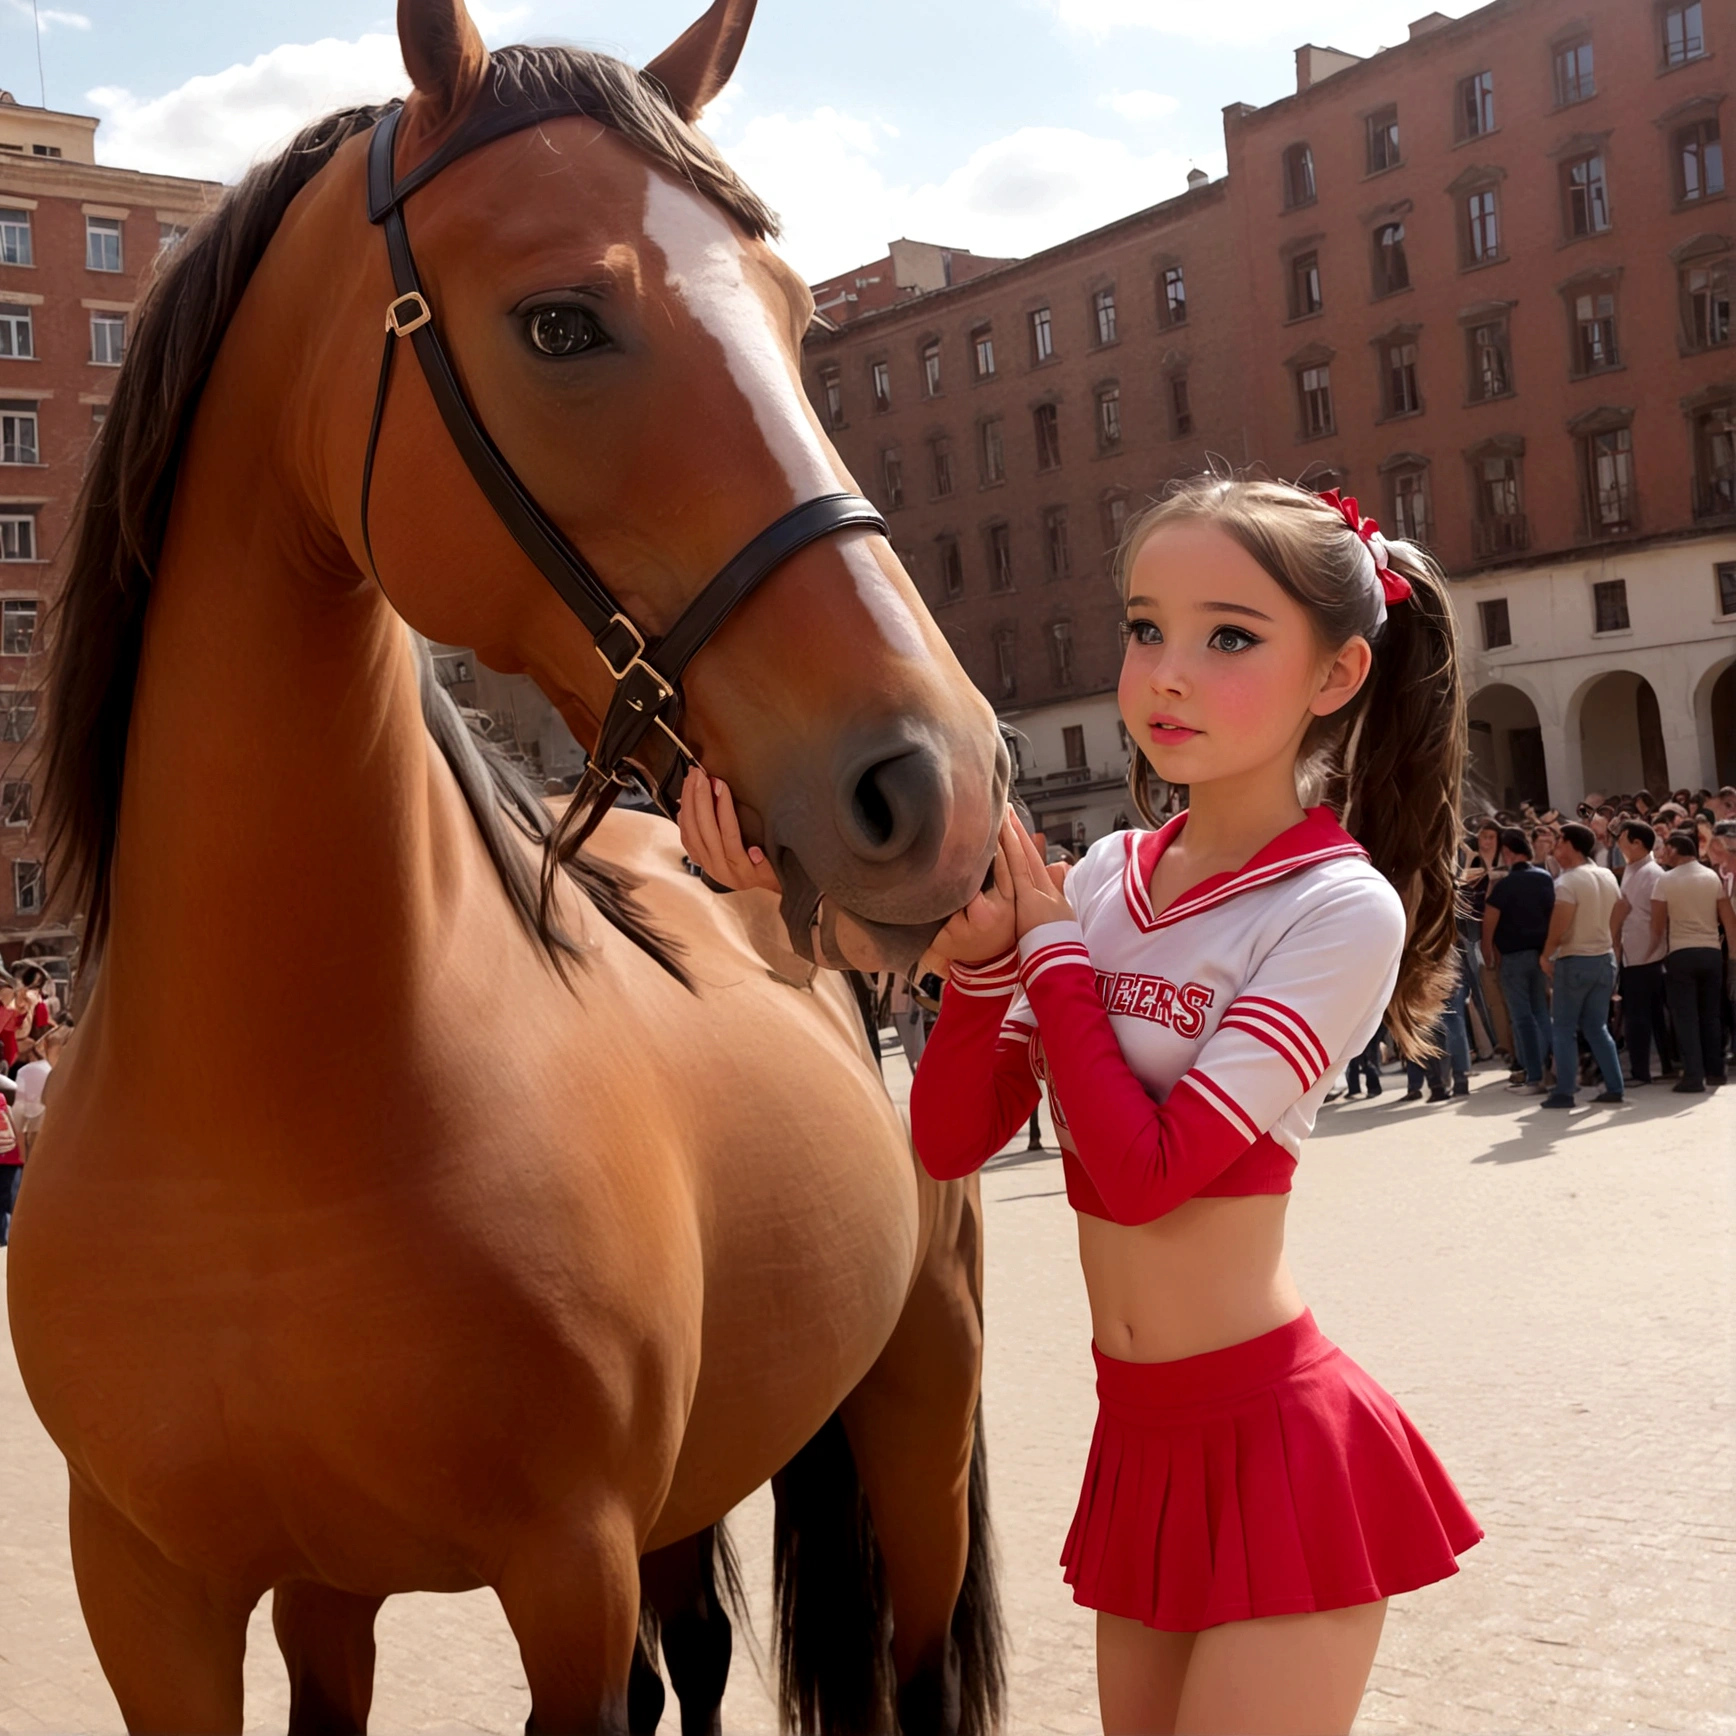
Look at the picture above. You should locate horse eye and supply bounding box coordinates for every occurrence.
[527,306,601,358]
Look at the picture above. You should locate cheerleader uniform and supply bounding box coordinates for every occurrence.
[910,806,1482,1632]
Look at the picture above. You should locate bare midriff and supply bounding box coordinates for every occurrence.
[1077,1193,1303,1364]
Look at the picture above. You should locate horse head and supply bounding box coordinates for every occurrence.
[322,0,1006,973]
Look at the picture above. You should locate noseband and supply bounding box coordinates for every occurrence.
[360,101,887,843]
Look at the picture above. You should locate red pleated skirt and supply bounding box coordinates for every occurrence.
[1062,1310,1482,1632]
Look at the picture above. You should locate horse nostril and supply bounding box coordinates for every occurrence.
[852,768,898,852]
[836,744,941,865]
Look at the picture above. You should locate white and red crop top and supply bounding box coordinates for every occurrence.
[909,807,1405,1226]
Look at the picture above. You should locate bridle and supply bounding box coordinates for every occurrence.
[360,99,887,844]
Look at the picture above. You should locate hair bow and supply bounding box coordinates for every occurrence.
[1317,488,1413,608]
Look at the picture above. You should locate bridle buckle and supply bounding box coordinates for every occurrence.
[385,292,433,337]
[595,613,675,714]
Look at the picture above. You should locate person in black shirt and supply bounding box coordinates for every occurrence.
[1482,828,1555,1092]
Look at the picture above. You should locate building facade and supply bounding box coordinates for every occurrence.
[0,93,218,961]
[805,0,1735,837]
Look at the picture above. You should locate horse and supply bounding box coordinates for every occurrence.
[9,2,1012,1730]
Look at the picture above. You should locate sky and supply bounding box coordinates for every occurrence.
[2,0,1485,283]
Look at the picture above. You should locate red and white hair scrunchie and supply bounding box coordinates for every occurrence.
[1317,488,1413,627]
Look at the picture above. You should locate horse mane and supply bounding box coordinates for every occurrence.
[42,45,779,984]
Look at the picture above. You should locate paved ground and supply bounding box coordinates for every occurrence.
[0,1056,1728,1733]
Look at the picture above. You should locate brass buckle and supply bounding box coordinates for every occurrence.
[596,614,675,714]
[386,292,433,337]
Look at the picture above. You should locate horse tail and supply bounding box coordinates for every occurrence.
[772,1414,891,1734]
[771,1403,1007,1735]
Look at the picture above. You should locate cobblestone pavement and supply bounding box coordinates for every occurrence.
[0,1059,1728,1733]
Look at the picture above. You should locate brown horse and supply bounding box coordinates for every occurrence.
[10,2,1010,1730]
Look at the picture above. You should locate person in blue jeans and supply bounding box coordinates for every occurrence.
[1483,827,1555,1093]
[1540,823,1625,1108]
[1402,948,1473,1101]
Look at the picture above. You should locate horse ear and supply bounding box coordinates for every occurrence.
[645,0,758,123]
[399,0,490,121]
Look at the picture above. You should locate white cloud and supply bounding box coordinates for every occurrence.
[717,108,1212,283]
[7,0,88,30]
[1097,88,1179,124]
[1042,0,1477,50]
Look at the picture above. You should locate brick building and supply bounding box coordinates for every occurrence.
[0,93,217,963]
[811,237,1016,325]
[804,0,1735,840]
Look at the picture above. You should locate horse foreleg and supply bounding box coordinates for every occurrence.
[640,1528,734,1736]
[271,1580,387,1734]
[498,1504,642,1736]
[68,1477,253,1734]
[839,1178,1003,1736]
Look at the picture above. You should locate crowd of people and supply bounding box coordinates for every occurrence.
[0,963,67,1245]
[1345,783,1736,1108]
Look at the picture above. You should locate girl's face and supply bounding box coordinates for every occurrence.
[1117,521,1370,793]
[1478,827,1500,861]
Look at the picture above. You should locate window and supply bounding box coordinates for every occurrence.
[1664,3,1706,67]
[1466,188,1501,263]
[1458,71,1495,140]
[1478,598,1512,649]
[1170,374,1193,438]
[1716,559,1736,614]
[1467,318,1513,400]
[1583,427,1637,533]
[1573,290,1620,373]
[1290,250,1322,319]
[1,598,34,655]
[12,859,40,916]
[1563,154,1612,237]
[1366,105,1401,173]
[1676,119,1724,203]
[929,437,954,498]
[988,524,1014,592]
[1097,386,1122,449]
[0,515,33,562]
[1298,364,1334,438]
[90,401,107,429]
[1555,39,1595,105]
[1030,306,1054,364]
[1683,256,1731,348]
[1691,405,1736,517]
[1044,507,1071,580]
[980,418,1006,485]
[994,628,1017,699]
[882,448,904,510]
[1034,402,1062,470]
[1390,466,1431,542]
[0,688,35,740]
[1592,578,1630,632]
[1373,222,1410,296]
[1161,265,1187,326]
[821,370,843,430]
[1101,494,1131,554]
[1049,620,1075,687]
[85,215,123,273]
[1283,143,1317,208]
[1471,452,1528,556]
[0,780,29,826]
[1063,725,1087,769]
[871,360,891,413]
[0,209,30,267]
[0,405,37,465]
[1093,288,1118,346]
[921,341,942,398]
[158,221,190,253]
[973,327,996,379]
[1383,341,1421,417]
[940,537,964,601]
[0,305,31,360]
[91,312,126,366]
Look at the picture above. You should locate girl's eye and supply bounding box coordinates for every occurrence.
[526,306,606,358]
[1120,619,1162,647]
[1209,625,1261,653]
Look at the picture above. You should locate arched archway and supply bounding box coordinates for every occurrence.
[1714,663,1736,787]
[1578,670,1669,798]
[1468,684,1547,811]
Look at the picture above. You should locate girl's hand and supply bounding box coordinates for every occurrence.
[677,768,781,894]
[1004,812,1076,938]
[924,816,1019,968]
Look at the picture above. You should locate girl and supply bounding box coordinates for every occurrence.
[681,475,1482,1734]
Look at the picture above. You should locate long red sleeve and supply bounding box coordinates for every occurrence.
[909,949,1041,1180]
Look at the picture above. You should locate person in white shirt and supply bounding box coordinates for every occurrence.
[1610,821,1673,1085]
[1651,830,1736,1093]
[1539,823,1624,1107]
[11,1026,61,1160]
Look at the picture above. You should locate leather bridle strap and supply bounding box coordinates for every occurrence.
[358,102,887,837]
